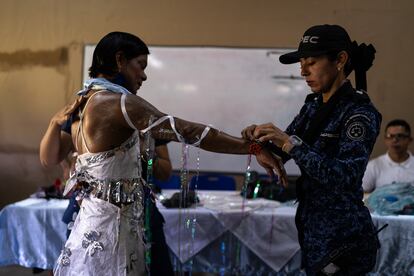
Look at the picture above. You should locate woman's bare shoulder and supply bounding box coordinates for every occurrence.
[83,91,125,124]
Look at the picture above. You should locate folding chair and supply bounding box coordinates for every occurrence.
[153,174,181,190]
[190,173,236,190]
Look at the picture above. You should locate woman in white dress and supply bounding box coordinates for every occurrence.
[47,32,286,276]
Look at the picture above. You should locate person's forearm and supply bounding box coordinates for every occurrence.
[39,119,72,167]
[125,95,251,154]
[199,128,250,154]
[153,158,172,181]
[40,120,62,167]
[146,118,250,154]
[171,118,250,154]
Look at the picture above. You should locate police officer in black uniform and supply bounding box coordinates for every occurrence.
[243,24,381,275]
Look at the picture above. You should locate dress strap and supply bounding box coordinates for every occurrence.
[141,115,185,142]
[120,94,144,180]
[120,94,185,141]
[121,94,211,146]
[141,115,211,146]
[75,91,106,153]
[121,94,138,130]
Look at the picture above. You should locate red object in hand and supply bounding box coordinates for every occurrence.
[249,142,262,155]
[54,178,62,191]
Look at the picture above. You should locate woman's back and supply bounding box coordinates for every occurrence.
[54,91,148,276]
[71,91,135,155]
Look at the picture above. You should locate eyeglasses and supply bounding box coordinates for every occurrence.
[385,133,410,140]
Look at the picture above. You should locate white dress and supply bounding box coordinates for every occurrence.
[54,93,148,276]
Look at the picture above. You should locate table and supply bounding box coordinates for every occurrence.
[159,191,301,274]
[1,192,414,275]
[0,198,67,269]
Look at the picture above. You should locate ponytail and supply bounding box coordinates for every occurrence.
[350,41,376,92]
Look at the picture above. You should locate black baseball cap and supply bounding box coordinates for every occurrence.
[279,24,352,64]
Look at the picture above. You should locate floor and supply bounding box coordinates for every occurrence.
[0,266,51,276]
[0,266,213,276]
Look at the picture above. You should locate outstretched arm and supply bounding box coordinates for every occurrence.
[125,94,251,153]
[123,94,288,186]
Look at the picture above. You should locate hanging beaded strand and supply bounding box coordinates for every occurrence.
[144,116,156,271]
[241,154,253,213]
[177,143,190,273]
[234,153,253,272]
[185,147,200,273]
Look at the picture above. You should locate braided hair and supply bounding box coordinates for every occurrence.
[327,41,376,92]
[89,32,150,78]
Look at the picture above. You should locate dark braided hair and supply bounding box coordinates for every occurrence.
[327,41,376,91]
[89,32,150,78]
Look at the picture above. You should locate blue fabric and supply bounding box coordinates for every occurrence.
[60,113,74,134]
[366,183,414,215]
[0,199,67,269]
[61,192,80,238]
[77,78,132,96]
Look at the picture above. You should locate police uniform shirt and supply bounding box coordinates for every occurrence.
[362,152,414,193]
[284,80,382,270]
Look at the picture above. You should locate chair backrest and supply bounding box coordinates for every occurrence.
[190,174,236,190]
[153,174,181,189]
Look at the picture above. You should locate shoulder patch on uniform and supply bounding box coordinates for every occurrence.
[346,121,366,141]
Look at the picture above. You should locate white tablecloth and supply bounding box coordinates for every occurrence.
[158,190,299,272]
[0,198,68,269]
[1,192,414,275]
[0,192,299,272]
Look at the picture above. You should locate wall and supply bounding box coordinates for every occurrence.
[1,0,413,207]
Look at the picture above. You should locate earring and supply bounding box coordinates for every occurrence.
[337,67,342,71]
